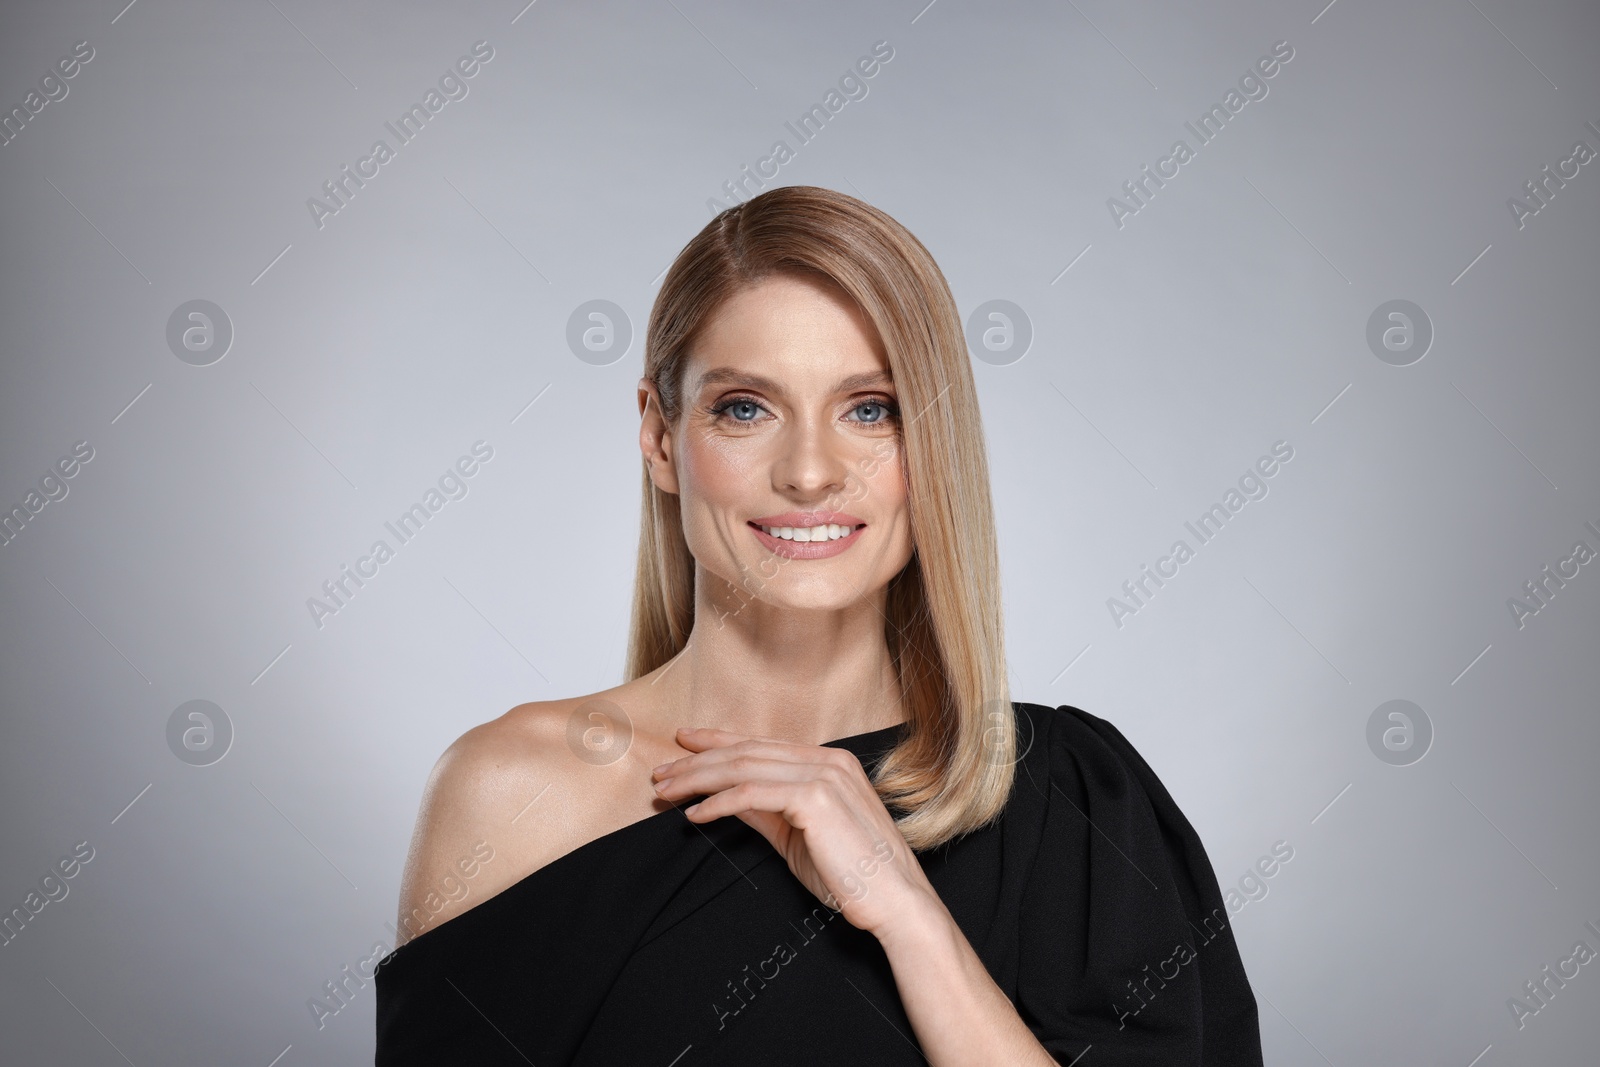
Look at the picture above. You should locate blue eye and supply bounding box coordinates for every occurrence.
[849,401,896,424]
[710,396,768,423]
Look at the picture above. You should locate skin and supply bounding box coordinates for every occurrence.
[396,273,1058,1064]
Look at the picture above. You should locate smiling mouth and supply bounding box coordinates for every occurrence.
[749,522,864,543]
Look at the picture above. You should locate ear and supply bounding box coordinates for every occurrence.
[638,378,679,495]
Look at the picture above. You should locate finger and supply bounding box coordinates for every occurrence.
[728,807,789,846]
[655,734,862,779]
[656,755,848,802]
[671,726,756,752]
[682,778,833,827]
[657,730,773,776]
[674,728,856,757]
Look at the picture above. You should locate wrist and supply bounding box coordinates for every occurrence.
[870,881,956,955]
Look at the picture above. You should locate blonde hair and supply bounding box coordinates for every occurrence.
[625,186,1012,850]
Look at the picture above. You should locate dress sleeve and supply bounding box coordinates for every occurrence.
[1012,705,1264,1065]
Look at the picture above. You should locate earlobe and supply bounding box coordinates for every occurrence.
[638,384,680,495]
[649,467,679,494]
[646,438,678,495]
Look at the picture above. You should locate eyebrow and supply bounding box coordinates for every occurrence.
[692,368,894,394]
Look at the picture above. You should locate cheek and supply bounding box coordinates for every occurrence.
[675,433,764,562]
[879,455,914,556]
[678,433,760,508]
[854,443,909,518]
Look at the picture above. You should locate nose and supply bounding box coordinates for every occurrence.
[770,415,849,499]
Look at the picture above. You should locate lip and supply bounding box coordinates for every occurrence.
[749,511,864,528]
[747,512,866,560]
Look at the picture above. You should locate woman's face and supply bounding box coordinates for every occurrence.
[640,272,915,614]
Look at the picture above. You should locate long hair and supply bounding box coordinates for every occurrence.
[625,186,1012,850]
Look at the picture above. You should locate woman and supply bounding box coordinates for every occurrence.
[374,186,1263,1064]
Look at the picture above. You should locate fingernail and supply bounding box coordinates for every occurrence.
[652,763,671,775]
[655,778,673,792]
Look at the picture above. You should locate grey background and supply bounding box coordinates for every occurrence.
[2,0,1597,1063]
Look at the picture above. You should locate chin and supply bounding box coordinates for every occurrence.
[762,583,883,614]
[708,558,891,614]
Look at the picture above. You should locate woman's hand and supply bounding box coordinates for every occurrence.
[651,726,939,942]
[653,726,1060,1065]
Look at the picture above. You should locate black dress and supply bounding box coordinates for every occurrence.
[374,702,1264,1065]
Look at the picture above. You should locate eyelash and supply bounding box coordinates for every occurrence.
[707,394,900,425]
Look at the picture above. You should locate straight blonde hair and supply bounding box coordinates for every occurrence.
[625,186,1013,851]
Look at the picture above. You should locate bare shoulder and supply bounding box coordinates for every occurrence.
[395,692,664,947]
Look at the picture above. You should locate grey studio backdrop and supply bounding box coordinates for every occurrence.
[0,0,1596,1063]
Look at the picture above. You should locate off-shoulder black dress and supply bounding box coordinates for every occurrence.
[374,703,1263,1064]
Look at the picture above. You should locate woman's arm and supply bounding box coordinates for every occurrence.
[875,886,1062,1064]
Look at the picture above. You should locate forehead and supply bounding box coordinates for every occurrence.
[684,273,889,390]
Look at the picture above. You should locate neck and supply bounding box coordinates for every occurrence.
[647,569,906,746]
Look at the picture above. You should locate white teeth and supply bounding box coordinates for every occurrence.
[760,524,861,541]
